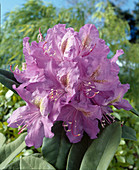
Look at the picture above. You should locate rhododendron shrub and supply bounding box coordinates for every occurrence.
[0,23,138,170]
[6,24,133,148]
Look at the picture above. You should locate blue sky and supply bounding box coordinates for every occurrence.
[1,0,138,24]
[0,0,68,24]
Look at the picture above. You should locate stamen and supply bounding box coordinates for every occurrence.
[63,124,68,127]
[102,113,115,127]
[42,41,47,53]
[103,114,111,124]
[89,43,96,53]
[90,86,95,88]
[38,28,45,42]
[17,112,40,134]
[63,117,81,137]
[71,126,81,137]
[86,89,91,92]
[62,122,69,132]
[83,81,100,99]
[18,124,27,134]
[10,65,16,75]
[48,89,64,102]
[71,112,81,137]
[67,130,71,132]
[121,121,124,127]
[84,90,99,99]
[83,43,96,57]
[39,28,45,41]
[43,41,47,48]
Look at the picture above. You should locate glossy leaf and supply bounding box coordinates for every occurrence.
[20,156,56,170]
[122,124,137,141]
[0,133,26,169]
[80,122,122,170]
[42,122,71,170]
[0,69,18,82]
[0,133,6,149]
[4,160,20,170]
[130,108,139,116]
[66,133,92,170]
[0,69,20,95]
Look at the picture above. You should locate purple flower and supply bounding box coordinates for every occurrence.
[10,37,48,85]
[110,49,124,75]
[7,84,54,148]
[44,24,81,62]
[79,24,110,58]
[25,61,79,121]
[8,24,132,146]
[8,56,80,147]
[57,93,102,143]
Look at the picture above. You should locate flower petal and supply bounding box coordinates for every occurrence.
[7,105,28,128]
[114,99,132,110]
[25,118,44,148]
[41,117,54,138]
[83,118,100,139]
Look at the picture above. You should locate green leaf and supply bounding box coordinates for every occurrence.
[0,69,18,82]
[66,133,92,170]
[0,69,20,95]
[122,124,137,141]
[80,122,122,170]
[0,133,6,149]
[130,108,139,116]
[42,122,71,170]
[127,155,134,165]
[20,156,56,170]
[116,155,126,163]
[0,133,26,169]
[4,160,20,170]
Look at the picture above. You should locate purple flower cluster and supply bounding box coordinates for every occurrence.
[8,24,132,148]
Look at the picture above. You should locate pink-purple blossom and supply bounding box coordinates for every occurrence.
[8,24,132,148]
[7,84,54,148]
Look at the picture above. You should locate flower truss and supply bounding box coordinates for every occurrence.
[8,24,132,148]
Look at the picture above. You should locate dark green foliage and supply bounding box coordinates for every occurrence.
[0,122,121,170]
[0,69,20,95]
[42,122,121,170]
[80,122,121,170]
[66,133,92,170]
[130,108,139,116]
[42,122,72,170]
[4,160,20,170]
[109,108,139,169]
[122,125,137,141]
[20,156,56,170]
[0,133,26,169]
